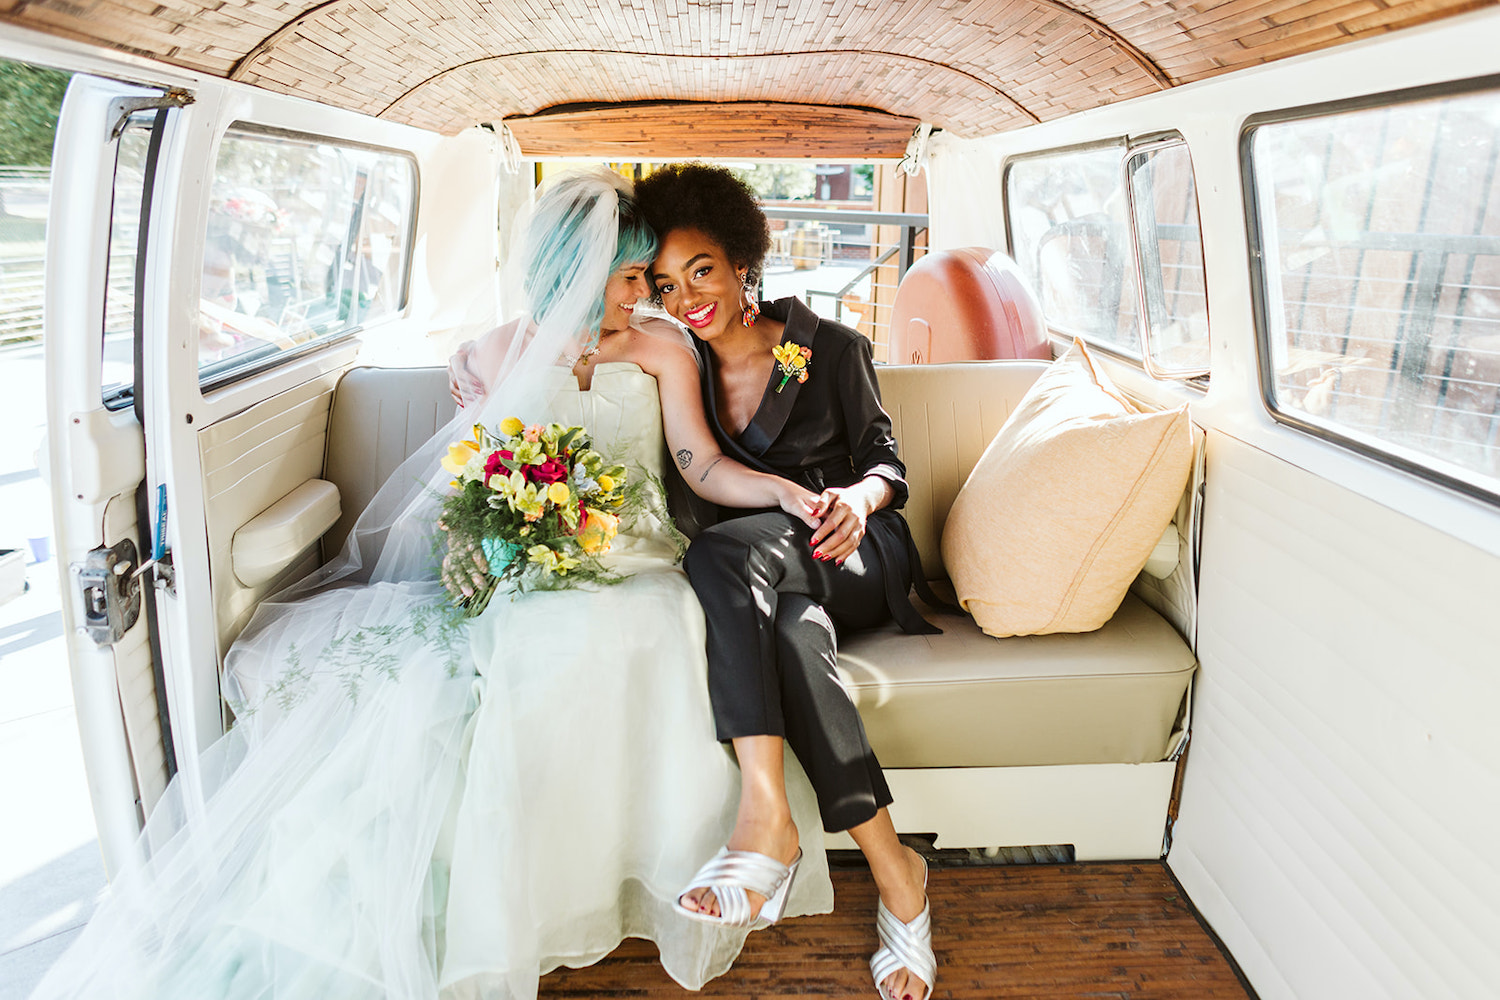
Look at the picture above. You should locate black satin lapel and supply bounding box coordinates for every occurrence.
[739,301,817,458]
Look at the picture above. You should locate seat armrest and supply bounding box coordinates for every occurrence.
[231,479,341,587]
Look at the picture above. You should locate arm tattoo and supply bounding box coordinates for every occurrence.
[698,455,727,484]
[676,449,692,469]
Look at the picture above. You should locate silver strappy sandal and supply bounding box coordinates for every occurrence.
[675,846,803,929]
[870,855,935,1000]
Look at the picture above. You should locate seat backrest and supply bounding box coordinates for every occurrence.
[324,361,1051,582]
[875,361,1049,580]
[323,366,452,555]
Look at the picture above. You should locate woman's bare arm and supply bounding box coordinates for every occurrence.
[627,326,819,527]
[447,320,525,407]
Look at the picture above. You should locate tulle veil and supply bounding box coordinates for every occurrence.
[28,168,656,1000]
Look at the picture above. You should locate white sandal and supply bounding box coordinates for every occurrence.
[675,846,803,929]
[870,856,935,1000]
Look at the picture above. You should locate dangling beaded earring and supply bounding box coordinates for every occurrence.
[741,276,760,327]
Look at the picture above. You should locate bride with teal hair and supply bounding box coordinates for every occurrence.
[28,169,833,1000]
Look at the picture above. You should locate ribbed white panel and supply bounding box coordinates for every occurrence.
[878,361,1047,581]
[322,366,452,556]
[197,372,342,653]
[98,494,168,819]
[1170,433,1500,1000]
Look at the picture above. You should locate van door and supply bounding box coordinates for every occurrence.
[44,74,185,874]
[137,116,414,803]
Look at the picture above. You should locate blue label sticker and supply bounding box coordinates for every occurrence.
[154,484,168,561]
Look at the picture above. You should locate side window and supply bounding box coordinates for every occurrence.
[197,128,416,387]
[1126,140,1209,378]
[1005,143,1141,355]
[1247,86,1500,499]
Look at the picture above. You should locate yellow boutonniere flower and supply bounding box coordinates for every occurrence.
[772,341,811,393]
[546,481,571,505]
[498,416,526,437]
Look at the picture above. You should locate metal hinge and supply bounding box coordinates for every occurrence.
[107,88,195,141]
[75,538,142,646]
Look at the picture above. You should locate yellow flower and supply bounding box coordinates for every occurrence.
[546,481,571,505]
[597,474,615,492]
[440,440,480,475]
[772,339,812,393]
[528,544,580,576]
[576,508,620,555]
[499,416,525,437]
[510,481,545,520]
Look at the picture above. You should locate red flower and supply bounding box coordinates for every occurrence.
[483,449,514,481]
[525,457,570,484]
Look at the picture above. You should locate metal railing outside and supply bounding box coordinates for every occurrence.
[760,206,927,358]
[1268,228,1500,485]
[1,167,54,349]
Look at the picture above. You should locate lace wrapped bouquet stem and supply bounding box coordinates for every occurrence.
[439,416,640,614]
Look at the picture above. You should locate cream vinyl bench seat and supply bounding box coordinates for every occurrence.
[830,361,1197,860]
[320,360,1196,861]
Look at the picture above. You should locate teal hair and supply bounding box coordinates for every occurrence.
[525,183,659,337]
[611,197,659,280]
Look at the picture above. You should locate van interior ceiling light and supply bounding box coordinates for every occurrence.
[899,123,934,177]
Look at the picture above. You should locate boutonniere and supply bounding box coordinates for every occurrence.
[772,341,812,393]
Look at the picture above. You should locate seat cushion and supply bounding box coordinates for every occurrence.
[836,593,1195,768]
[940,339,1193,636]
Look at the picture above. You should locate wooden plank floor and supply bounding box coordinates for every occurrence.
[539,862,1253,999]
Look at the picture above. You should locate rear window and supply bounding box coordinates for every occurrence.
[197,126,416,388]
[1005,142,1141,356]
[1245,83,1500,500]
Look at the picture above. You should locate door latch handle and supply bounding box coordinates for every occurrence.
[75,538,142,646]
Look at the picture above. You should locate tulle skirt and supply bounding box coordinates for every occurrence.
[29,567,833,1000]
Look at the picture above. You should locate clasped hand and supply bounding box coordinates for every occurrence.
[808,484,879,565]
[438,519,490,602]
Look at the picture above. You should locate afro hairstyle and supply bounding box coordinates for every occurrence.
[634,163,773,295]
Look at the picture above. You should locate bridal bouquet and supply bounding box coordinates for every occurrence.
[439,416,640,614]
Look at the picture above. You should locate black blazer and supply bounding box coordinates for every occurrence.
[693,297,938,635]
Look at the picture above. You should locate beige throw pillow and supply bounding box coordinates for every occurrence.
[941,339,1193,637]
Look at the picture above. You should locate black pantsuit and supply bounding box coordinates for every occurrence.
[688,298,938,834]
[685,511,898,831]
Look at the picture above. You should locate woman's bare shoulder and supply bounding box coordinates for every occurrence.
[622,316,699,371]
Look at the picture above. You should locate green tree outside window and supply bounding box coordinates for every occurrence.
[0,61,70,167]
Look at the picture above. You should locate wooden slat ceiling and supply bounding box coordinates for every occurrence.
[1,0,1493,155]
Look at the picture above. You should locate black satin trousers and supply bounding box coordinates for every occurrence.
[683,511,897,833]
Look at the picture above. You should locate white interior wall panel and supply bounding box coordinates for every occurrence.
[923,16,1500,998]
[1172,434,1500,1000]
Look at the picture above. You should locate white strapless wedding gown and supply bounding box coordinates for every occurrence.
[29,362,832,1000]
[440,364,832,998]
